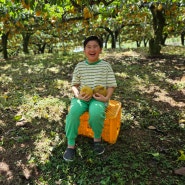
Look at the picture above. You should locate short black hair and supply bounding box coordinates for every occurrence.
[83,36,103,48]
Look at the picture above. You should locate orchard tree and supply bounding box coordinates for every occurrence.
[0,3,13,59]
[139,0,185,56]
[165,3,185,46]
[1,0,184,59]
[118,4,151,48]
[0,1,33,58]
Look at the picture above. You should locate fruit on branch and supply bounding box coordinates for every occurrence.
[83,7,92,19]
[35,11,41,16]
[168,26,174,32]
[157,4,163,11]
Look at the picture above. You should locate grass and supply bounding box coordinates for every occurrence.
[0,46,185,185]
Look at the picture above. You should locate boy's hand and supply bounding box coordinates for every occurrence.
[78,93,92,101]
[93,93,108,102]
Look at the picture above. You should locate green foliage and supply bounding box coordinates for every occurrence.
[1,0,184,59]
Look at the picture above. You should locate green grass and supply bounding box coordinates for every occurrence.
[0,46,185,185]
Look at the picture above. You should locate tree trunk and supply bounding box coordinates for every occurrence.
[181,31,185,46]
[149,38,161,56]
[22,33,31,54]
[48,45,54,53]
[149,5,165,56]
[37,43,46,53]
[110,32,116,49]
[136,41,141,47]
[161,33,168,46]
[104,34,110,49]
[143,38,148,47]
[100,27,119,49]
[2,32,9,59]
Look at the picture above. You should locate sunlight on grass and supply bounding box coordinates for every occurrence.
[32,130,53,164]
[122,50,141,57]
[115,72,129,79]
[53,79,70,90]
[152,70,166,79]
[0,64,12,70]
[121,110,135,122]
[47,66,60,73]
[15,94,66,122]
[161,46,185,56]
[133,74,150,85]
[172,82,185,90]
[153,88,181,106]
[0,74,13,83]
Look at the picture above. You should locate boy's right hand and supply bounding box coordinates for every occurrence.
[77,93,92,101]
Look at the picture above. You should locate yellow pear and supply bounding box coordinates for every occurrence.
[93,85,107,96]
[80,86,93,97]
[157,4,163,11]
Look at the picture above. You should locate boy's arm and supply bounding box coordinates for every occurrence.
[72,85,80,98]
[106,87,115,100]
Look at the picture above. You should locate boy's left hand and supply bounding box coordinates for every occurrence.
[93,93,108,102]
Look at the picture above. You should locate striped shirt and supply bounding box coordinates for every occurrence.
[72,60,117,89]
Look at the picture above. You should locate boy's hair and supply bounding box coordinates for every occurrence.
[83,36,103,48]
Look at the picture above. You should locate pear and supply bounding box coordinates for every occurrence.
[93,85,107,96]
[80,86,93,97]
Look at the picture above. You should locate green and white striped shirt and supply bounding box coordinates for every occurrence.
[72,60,117,89]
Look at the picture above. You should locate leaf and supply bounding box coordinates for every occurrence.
[146,152,160,157]
[151,152,160,157]
[148,125,156,130]
[179,119,185,123]
[13,115,22,121]
[177,150,185,161]
[174,167,185,176]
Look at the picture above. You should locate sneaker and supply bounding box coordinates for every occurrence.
[94,142,105,155]
[63,148,76,162]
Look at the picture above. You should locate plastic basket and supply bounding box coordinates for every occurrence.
[78,100,122,144]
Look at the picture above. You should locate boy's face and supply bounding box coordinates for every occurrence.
[84,40,102,63]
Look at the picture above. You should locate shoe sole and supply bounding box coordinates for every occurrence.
[63,156,74,162]
[95,148,105,155]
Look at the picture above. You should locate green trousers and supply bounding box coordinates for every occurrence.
[65,98,107,146]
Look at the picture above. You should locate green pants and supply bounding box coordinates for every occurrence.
[65,98,107,146]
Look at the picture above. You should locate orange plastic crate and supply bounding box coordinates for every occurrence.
[78,100,122,144]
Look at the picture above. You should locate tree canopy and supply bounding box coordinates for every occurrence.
[0,0,185,58]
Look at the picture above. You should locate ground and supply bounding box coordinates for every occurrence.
[0,46,185,185]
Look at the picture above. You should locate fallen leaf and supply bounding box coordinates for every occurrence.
[179,119,185,123]
[174,167,185,176]
[148,126,156,130]
[16,120,28,127]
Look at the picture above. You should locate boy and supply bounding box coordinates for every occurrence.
[63,36,117,162]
